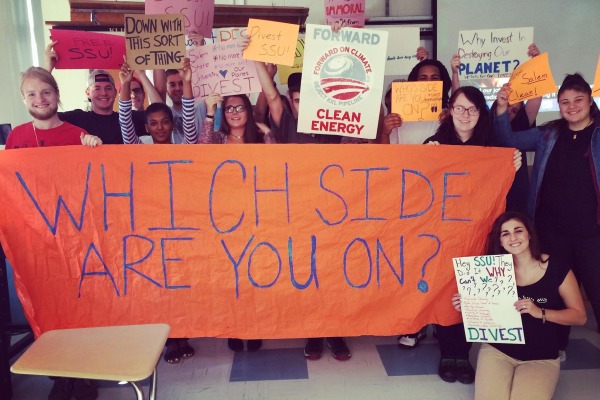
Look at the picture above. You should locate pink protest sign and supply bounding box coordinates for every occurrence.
[49,29,126,70]
[146,0,215,37]
[324,0,366,28]
[189,40,261,99]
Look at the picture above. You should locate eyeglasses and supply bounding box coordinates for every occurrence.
[131,88,144,95]
[452,105,479,116]
[224,105,247,114]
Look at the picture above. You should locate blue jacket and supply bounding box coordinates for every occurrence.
[493,111,600,222]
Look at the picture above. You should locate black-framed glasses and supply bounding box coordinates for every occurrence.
[452,105,479,116]
[224,105,247,114]
[131,88,144,95]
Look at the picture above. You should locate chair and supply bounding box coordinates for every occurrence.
[11,324,170,400]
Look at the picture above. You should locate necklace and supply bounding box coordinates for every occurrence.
[572,119,593,139]
[31,122,40,147]
[228,133,244,140]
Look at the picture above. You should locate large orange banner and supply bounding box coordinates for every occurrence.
[0,145,514,338]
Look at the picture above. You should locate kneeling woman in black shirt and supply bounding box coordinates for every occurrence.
[453,212,586,400]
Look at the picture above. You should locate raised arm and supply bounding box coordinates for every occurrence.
[118,60,142,144]
[256,61,284,128]
[153,69,168,102]
[523,44,542,126]
[254,63,278,124]
[180,58,198,144]
[450,53,461,94]
[133,70,163,105]
[45,40,58,73]
[199,92,223,143]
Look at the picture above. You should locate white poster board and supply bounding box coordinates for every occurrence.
[453,254,524,344]
[457,27,533,80]
[371,26,420,76]
[297,24,388,140]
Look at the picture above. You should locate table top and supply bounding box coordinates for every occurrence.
[11,324,170,382]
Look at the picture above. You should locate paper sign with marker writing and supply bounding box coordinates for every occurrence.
[189,39,260,99]
[593,55,600,97]
[0,145,515,338]
[277,38,305,84]
[457,27,533,80]
[453,254,524,344]
[125,14,185,69]
[243,19,300,66]
[297,24,388,139]
[371,26,420,76]
[50,29,126,70]
[391,81,442,122]
[324,0,365,28]
[145,0,215,37]
[507,52,556,104]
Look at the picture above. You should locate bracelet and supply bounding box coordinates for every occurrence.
[541,308,546,324]
[206,115,214,119]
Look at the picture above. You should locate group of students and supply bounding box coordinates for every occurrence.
[5,25,600,400]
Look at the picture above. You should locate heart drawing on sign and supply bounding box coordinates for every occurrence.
[219,70,228,78]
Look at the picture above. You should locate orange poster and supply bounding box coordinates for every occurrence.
[391,81,443,122]
[0,145,515,339]
[243,19,300,66]
[508,52,557,104]
[593,55,600,97]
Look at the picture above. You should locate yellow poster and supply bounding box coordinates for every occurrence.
[243,19,300,66]
[391,81,443,122]
[277,38,305,84]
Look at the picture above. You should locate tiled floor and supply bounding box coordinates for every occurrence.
[9,316,600,400]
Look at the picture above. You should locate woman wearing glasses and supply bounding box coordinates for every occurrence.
[424,85,522,384]
[199,92,271,353]
[200,93,274,144]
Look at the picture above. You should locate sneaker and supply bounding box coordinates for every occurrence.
[48,377,73,400]
[72,379,98,400]
[559,350,567,363]
[456,359,475,384]
[304,338,324,360]
[438,358,457,383]
[397,327,427,349]
[227,338,244,352]
[326,337,351,361]
[247,339,263,352]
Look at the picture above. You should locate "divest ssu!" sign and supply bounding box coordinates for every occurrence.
[298,24,388,140]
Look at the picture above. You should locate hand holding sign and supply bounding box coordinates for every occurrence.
[391,81,443,122]
[49,29,126,70]
[453,254,524,344]
[507,52,557,104]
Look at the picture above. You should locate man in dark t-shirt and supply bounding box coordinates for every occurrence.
[58,70,146,144]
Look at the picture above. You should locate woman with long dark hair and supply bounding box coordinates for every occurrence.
[453,212,586,400]
[494,73,600,342]
[425,86,522,384]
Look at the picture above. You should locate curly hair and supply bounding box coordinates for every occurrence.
[407,59,453,108]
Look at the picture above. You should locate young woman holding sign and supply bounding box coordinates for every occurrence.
[199,92,272,353]
[453,212,586,400]
[424,86,523,384]
[494,73,600,339]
